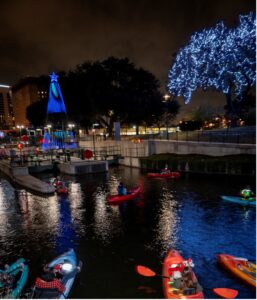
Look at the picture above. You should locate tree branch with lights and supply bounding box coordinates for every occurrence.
[167,12,256,125]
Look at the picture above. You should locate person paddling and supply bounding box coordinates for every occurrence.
[117,182,127,195]
[161,163,171,174]
[240,185,255,200]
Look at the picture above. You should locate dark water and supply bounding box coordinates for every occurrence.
[0,167,256,299]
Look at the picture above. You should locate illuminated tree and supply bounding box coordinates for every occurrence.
[167,12,256,118]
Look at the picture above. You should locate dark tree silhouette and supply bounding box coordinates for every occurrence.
[26,57,173,134]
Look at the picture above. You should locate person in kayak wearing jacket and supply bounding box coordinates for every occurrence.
[240,185,255,200]
[34,268,65,294]
[117,182,127,195]
[161,164,171,174]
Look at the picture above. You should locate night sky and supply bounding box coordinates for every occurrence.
[0,0,255,118]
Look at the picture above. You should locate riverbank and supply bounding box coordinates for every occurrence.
[140,154,255,177]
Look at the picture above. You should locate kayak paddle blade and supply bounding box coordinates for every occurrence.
[213,288,238,299]
[135,265,156,277]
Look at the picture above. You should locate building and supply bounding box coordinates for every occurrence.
[0,84,15,129]
[12,76,48,127]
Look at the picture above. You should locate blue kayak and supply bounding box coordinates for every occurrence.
[221,195,256,207]
[0,258,29,298]
[32,249,82,299]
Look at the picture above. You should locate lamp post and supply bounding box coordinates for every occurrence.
[46,124,52,162]
[92,128,96,160]
[163,93,171,140]
[16,125,24,139]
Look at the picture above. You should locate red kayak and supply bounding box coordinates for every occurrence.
[162,249,204,299]
[147,172,180,178]
[107,186,141,205]
[56,186,68,196]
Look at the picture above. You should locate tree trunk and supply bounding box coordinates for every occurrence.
[136,125,139,135]
[225,90,237,127]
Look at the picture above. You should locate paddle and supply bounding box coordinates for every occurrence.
[135,265,239,299]
[233,257,256,262]
[212,288,238,299]
[135,265,169,278]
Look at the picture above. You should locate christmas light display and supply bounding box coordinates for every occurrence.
[47,72,67,114]
[167,12,256,105]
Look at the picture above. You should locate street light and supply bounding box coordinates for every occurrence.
[92,128,96,160]
[16,125,24,138]
[163,93,171,139]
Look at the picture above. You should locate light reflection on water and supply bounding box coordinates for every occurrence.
[153,186,180,255]
[0,169,255,299]
[94,186,123,244]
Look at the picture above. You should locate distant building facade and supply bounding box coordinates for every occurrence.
[0,84,15,129]
[12,77,48,127]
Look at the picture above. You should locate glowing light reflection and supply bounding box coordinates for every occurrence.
[94,186,122,244]
[153,187,179,255]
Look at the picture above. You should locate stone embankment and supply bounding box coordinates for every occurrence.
[0,160,55,194]
[58,160,108,175]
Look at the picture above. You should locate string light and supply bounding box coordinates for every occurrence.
[167,12,256,104]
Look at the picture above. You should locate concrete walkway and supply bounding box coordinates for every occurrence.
[0,160,55,194]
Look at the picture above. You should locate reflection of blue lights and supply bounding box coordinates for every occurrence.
[47,72,67,114]
[55,199,78,253]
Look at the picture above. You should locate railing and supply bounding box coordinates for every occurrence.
[136,127,256,144]
[123,146,146,157]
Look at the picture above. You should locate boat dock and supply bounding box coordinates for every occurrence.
[0,160,55,194]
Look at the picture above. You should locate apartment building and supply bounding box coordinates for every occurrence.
[12,77,48,127]
[0,84,15,129]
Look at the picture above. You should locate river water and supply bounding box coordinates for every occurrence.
[0,166,255,299]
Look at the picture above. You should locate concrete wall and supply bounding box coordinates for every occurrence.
[0,161,28,178]
[58,160,108,175]
[0,160,55,194]
[146,140,256,156]
[80,139,255,167]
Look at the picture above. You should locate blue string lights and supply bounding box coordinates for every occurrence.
[167,12,256,104]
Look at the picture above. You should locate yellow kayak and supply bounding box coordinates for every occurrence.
[217,254,256,287]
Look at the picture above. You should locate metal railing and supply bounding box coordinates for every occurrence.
[136,127,256,144]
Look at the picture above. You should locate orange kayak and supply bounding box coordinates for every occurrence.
[162,250,204,299]
[217,254,256,287]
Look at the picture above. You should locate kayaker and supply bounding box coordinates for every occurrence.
[35,270,65,293]
[117,182,127,195]
[161,164,171,174]
[183,258,195,268]
[240,185,254,200]
[168,262,184,288]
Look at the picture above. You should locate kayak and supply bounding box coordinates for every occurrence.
[162,249,204,299]
[31,249,82,299]
[147,172,180,179]
[217,254,256,288]
[56,187,69,196]
[0,258,29,298]
[221,195,256,207]
[107,186,141,205]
